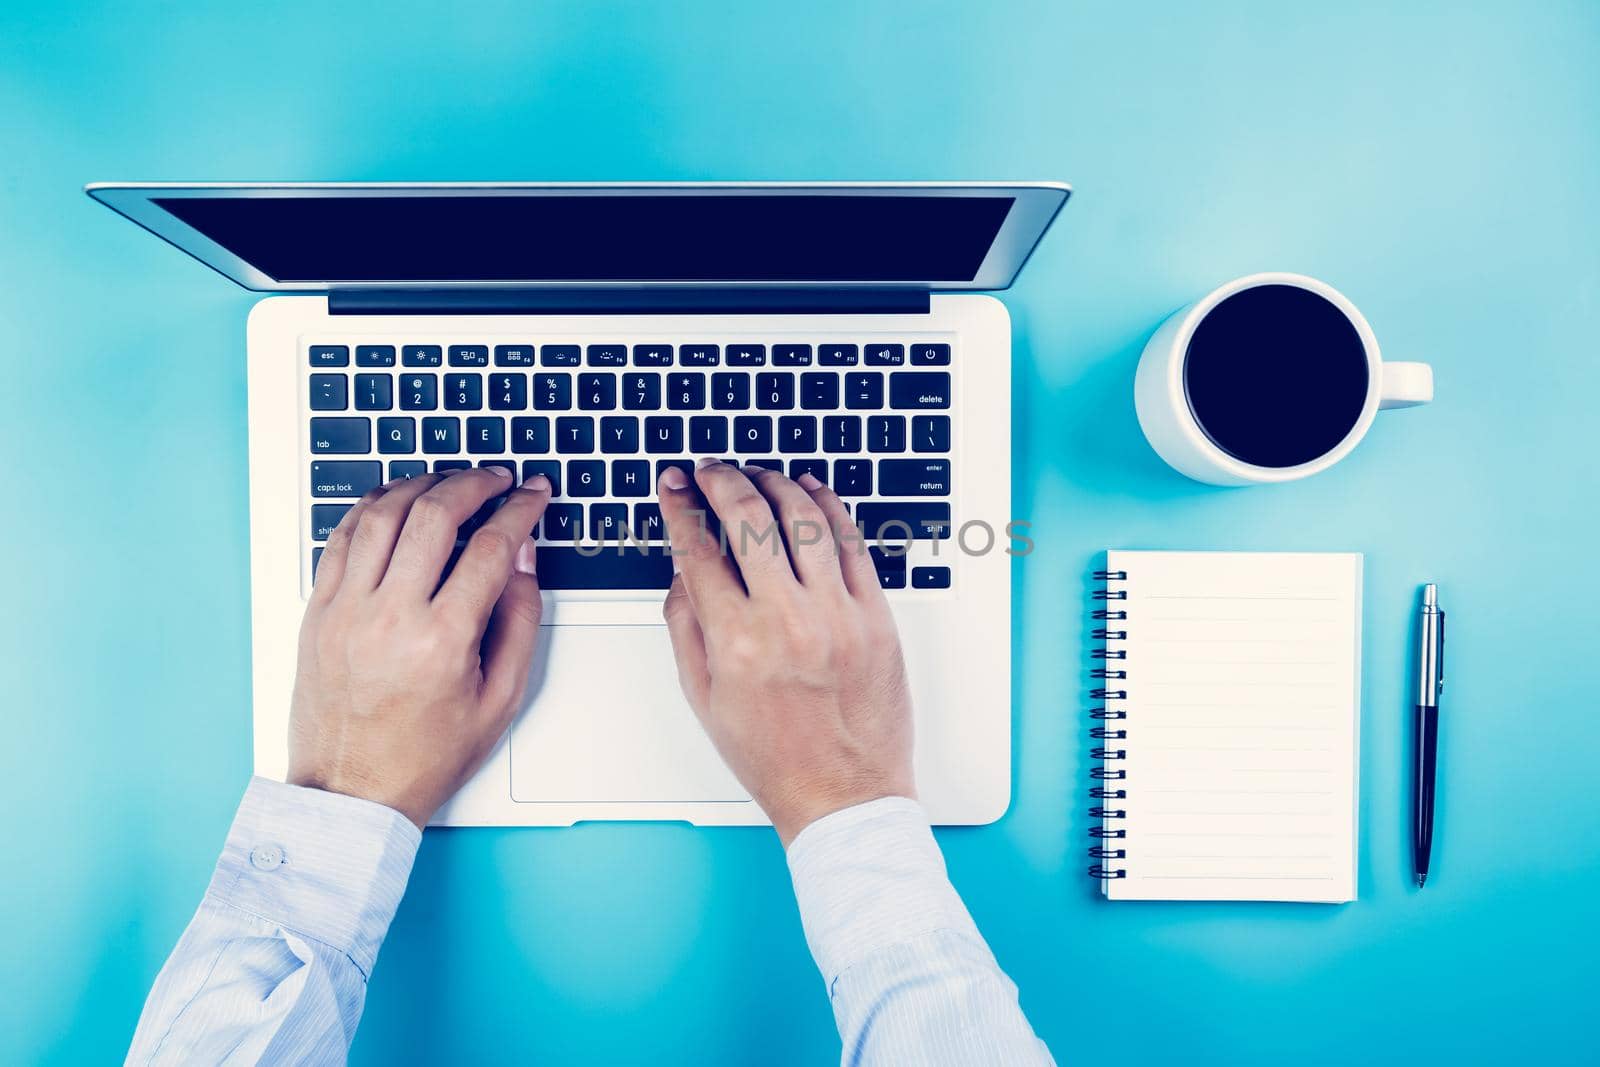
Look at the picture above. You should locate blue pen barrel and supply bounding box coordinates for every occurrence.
[1413,704,1439,886]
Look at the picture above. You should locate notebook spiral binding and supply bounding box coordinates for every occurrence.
[1088,567,1129,882]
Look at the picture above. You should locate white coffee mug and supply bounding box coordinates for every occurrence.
[1134,272,1433,485]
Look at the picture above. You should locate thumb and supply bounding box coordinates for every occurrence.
[662,574,711,716]
[479,543,543,721]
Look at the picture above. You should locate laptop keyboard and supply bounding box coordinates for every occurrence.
[305,340,955,592]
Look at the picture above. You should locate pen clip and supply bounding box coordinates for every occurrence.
[1436,610,1445,694]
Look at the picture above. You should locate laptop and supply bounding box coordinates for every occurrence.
[86,182,1070,827]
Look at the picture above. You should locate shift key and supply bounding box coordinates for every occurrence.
[310,417,371,453]
[855,502,951,540]
[879,459,952,496]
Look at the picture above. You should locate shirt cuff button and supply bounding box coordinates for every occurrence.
[250,845,286,871]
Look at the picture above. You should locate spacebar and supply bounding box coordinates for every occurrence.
[534,546,675,590]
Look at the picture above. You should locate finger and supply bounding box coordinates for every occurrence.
[657,465,745,616]
[692,459,797,594]
[662,574,711,716]
[797,473,880,599]
[434,481,552,632]
[478,564,543,723]
[743,465,845,591]
[383,467,518,597]
[337,473,447,591]
[308,485,390,606]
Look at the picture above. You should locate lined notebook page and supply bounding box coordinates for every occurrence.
[1102,551,1361,902]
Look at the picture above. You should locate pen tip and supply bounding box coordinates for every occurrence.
[1415,873,1427,888]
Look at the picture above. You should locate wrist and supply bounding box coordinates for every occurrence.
[287,766,432,829]
[768,775,916,847]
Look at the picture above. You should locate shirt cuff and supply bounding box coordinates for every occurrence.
[785,796,986,987]
[205,776,422,979]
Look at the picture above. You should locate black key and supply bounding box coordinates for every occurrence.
[591,502,627,539]
[309,374,347,411]
[912,566,952,589]
[656,459,694,485]
[555,416,594,453]
[356,345,396,367]
[402,345,443,367]
[433,460,471,472]
[310,344,349,368]
[355,374,393,411]
[819,344,859,366]
[377,417,416,454]
[587,344,628,367]
[691,415,729,453]
[310,417,370,454]
[511,416,550,453]
[445,374,483,410]
[400,373,438,411]
[521,460,562,495]
[788,458,828,484]
[778,415,817,454]
[855,502,951,540]
[773,344,813,366]
[865,343,905,366]
[467,416,505,454]
[633,344,673,367]
[726,344,766,366]
[734,415,772,454]
[868,415,907,453]
[833,459,873,496]
[421,417,461,453]
[310,460,382,498]
[645,415,684,454]
[801,373,839,410]
[389,460,427,480]
[632,502,664,541]
[311,504,352,541]
[712,372,751,410]
[312,546,324,580]
[870,546,909,588]
[449,344,489,367]
[578,373,616,410]
[756,373,795,410]
[912,414,951,453]
[743,459,784,474]
[668,373,707,410]
[543,502,582,541]
[534,546,675,589]
[911,343,951,366]
[878,568,907,590]
[879,458,952,496]
[611,459,651,497]
[489,373,528,410]
[479,459,516,479]
[890,371,952,409]
[823,415,861,453]
[621,373,661,410]
[534,373,573,410]
[600,416,640,454]
[679,344,720,367]
[541,345,581,367]
[568,459,605,497]
[845,372,884,410]
[495,344,536,367]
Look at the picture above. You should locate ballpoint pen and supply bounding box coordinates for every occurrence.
[1413,583,1445,888]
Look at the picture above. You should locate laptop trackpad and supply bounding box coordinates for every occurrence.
[508,624,750,803]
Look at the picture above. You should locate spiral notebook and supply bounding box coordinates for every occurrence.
[1089,551,1362,903]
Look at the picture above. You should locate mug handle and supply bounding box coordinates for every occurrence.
[1379,361,1434,409]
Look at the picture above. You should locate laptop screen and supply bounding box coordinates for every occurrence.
[151,193,1017,285]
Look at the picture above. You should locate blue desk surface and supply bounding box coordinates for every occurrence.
[4,2,1597,1063]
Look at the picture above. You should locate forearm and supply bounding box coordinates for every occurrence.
[127,778,420,1066]
[786,798,1053,1067]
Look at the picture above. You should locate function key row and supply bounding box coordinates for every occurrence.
[309,342,951,369]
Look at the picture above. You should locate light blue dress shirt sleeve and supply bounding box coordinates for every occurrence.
[786,797,1054,1067]
[125,777,421,1067]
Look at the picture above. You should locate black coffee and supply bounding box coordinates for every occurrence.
[1183,284,1369,468]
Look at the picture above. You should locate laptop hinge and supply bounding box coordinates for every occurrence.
[326,287,932,316]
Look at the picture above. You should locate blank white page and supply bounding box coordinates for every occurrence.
[1101,551,1361,902]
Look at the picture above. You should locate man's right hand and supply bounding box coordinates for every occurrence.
[656,460,915,846]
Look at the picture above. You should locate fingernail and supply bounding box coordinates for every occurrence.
[526,473,551,492]
[515,540,537,574]
[797,472,822,490]
[696,456,718,469]
[489,465,513,479]
[661,465,689,491]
